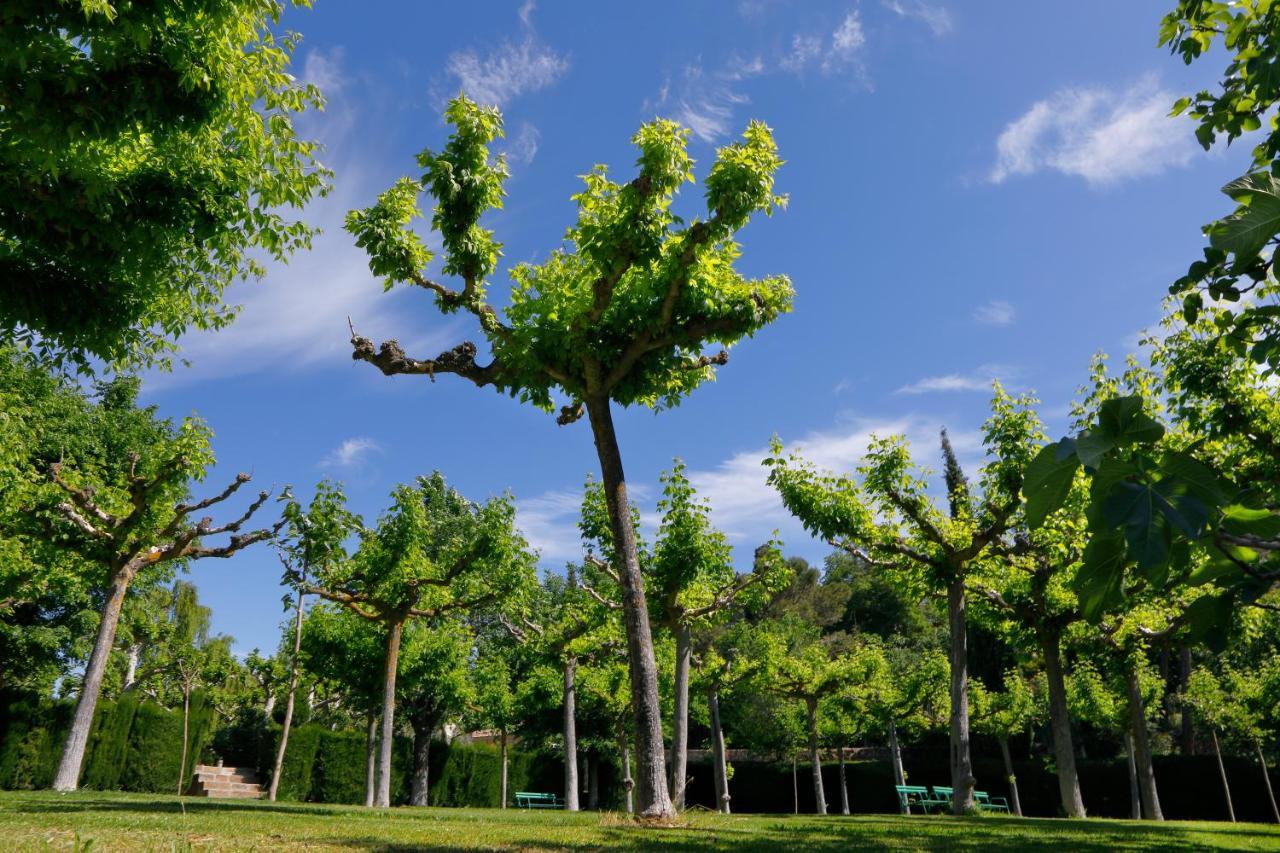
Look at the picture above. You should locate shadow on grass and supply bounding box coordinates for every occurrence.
[11,796,1277,851]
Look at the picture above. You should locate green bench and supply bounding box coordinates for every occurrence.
[514,791,564,809]
[895,785,948,814]
[932,786,1012,814]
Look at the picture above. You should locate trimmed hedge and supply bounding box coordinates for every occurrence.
[0,690,215,793]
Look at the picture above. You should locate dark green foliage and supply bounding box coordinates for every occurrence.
[80,692,139,790]
[0,691,213,793]
[272,724,322,802]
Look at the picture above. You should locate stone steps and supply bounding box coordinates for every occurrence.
[187,764,264,799]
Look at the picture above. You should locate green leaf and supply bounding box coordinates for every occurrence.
[1221,504,1280,538]
[1094,396,1165,447]
[1022,440,1080,529]
[1101,481,1170,570]
[1211,172,1280,260]
[1159,451,1234,507]
[1073,533,1127,622]
[1182,592,1236,652]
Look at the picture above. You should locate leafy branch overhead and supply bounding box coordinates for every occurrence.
[345,95,793,418]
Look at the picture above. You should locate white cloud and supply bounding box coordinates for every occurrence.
[444,35,568,107]
[320,437,382,469]
[780,12,868,75]
[882,0,953,36]
[506,121,540,166]
[648,63,756,143]
[303,46,347,97]
[517,0,537,27]
[143,49,460,392]
[896,364,1019,395]
[990,75,1197,187]
[973,300,1015,327]
[517,417,987,567]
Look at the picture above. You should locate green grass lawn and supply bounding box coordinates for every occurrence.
[1,790,1278,852]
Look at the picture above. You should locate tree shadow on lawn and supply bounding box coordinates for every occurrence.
[12,796,348,820]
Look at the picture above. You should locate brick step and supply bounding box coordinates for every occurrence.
[187,765,265,799]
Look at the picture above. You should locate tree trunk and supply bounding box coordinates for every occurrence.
[410,712,432,807]
[617,723,634,815]
[1125,663,1163,821]
[500,730,509,810]
[805,696,826,815]
[123,643,140,690]
[837,745,850,815]
[946,574,976,815]
[177,683,191,795]
[364,711,378,808]
[1041,631,1086,817]
[670,622,692,810]
[1258,741,1280,824]
[585,397,674,818]
[375,619,403,808]
[588,752,600,810]
[1179,647,1194,755]
[269,587,306,801]
[792,755,798,815]
[888,719,908,814]
[563,657,579,811]
[708,689,730,814]
[264,694,277,718]
[54,568,131,791]
[1212,729,1236,822]
[1125,733,1141,819]
[997,735,1023,817]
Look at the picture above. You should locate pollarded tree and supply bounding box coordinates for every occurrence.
[767,387,1040,813]
[857,644,949,808]
[400,617,474,807]
[344,95,791,818]
[577,652,636,813]
[468,644,523,809]
[298,473,535,808]
[970,670,1044,817]
[500,566,620,812]
[748,620,881,815]
[270,480,361,801]
[0,0,330,371]
[40,418,281,792]
[299,603,385,806]
[586,462,786,809]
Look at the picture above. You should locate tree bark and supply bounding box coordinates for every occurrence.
[123,643,140,690]
[375,619,403,808]
[264,694,277,719]
[588,752,600,810]
[563,657,580,811]
[177,683,191,795]
[997,735,1023,817]
[500,729,509,810]
[1212,729,1236,822]
[946,574,976,815]
[1258,741,1280,824]
[837,745,850,815]
[708,689,730,814]
[1040,631,1086,818]
[805,696,826,815]
[410,712,432,807]
[269,587,306,801]
[792,755,798,814]
[1125,663,1163,821]
[584,397,674,818]
[670,622,692,810]
[364,711,378,807]
[54,568,131,791]
[1125,733,1141,820]
[617,723,634,815]
[888,719,909,814]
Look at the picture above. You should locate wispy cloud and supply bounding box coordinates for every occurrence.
[989,74,1196,187]
[973,300,1015,327]
[896,364,1019,395]
[506,121,540,167]
[647,63,758,143]
[144,49,459,392]
[320,437,382,470]
[303,46,348,97]
[882,0,953,36]
[780,11,868,75]
[443,6,568,107]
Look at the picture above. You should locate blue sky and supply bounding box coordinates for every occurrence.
[143,0,1247,656]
